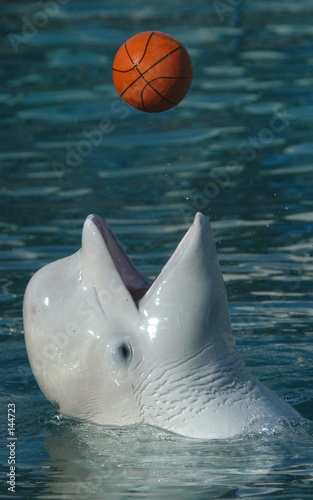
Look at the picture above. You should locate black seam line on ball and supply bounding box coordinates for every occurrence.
[140,79,177,111]
[112,31,156,74]
[119,45,184,98]
[140,75,193,111]
[133,31,156,67]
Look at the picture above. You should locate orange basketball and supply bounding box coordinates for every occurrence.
[112,31,193,113]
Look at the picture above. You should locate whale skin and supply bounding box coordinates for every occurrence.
[23,212,302,439]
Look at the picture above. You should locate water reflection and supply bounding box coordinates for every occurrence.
[42,419,313,499]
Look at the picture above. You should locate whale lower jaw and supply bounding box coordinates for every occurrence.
[59,378,300,440]
[134,351,301,440]
[53,349,301,439]
[142,383,300,440]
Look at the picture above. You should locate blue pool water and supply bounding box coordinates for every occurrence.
[1,1,313,498]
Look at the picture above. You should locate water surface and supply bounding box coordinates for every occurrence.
[1,1,313,498]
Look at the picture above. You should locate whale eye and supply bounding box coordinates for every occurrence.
[118,342,132,363]
[106,339,134,372]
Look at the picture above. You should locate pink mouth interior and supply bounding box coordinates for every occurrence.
[92,215,150,303]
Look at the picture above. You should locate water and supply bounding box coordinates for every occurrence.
[1,0,313,498]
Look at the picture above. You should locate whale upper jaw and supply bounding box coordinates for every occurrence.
[23,212,301,439]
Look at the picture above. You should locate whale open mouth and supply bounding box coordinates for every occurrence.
[83,212,212,309]
[90,215,151,303]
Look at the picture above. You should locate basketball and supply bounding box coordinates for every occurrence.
[112,31,193,113]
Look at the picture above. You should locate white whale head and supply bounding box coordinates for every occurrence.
[23,212,300,439]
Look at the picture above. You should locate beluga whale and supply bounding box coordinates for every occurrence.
[23,212,301,439]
